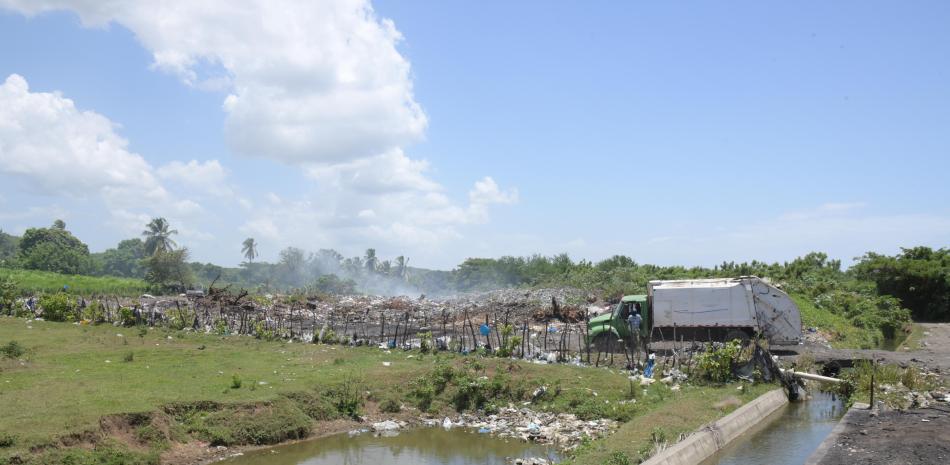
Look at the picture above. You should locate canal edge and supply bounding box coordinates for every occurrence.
[641,388,789,465]
[803,402,869,465]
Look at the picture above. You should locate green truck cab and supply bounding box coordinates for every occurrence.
[587,294,649,350]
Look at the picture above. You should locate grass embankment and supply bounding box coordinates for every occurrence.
[793,294,890,349]
[0,268,148,296]
[0,318,772,465]
[564,383,774,465]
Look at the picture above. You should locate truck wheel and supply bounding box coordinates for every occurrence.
[724,329,750,343]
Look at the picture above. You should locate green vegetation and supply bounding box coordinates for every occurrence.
[564,384,774,465]
[853,247,950,321]
[0,318,771,464]
[17,221,92,275]
[0,268,147,296]
[838,361,944,409]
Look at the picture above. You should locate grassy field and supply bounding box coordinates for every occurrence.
[0,268,148,296]
[0,317,772,464]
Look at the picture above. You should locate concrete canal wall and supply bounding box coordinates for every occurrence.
[642,388,789,465]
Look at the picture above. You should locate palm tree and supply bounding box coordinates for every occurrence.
[241,238,258,263]
[364,248,378,273]
[394,256,409,281]
[142,217,178,256]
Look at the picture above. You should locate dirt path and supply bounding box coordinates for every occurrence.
[795,323,950,380]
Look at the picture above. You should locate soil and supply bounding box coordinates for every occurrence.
[815,405,950,465]
[794,323,950,381]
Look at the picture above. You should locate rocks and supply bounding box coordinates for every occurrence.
[511,458,550,465]
[371,420,404,432]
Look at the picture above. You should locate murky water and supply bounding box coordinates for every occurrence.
[218,427,560,465]
[700,390,845,465]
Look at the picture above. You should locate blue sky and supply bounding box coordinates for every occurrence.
[0,0,948,269]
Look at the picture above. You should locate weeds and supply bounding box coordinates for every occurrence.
[0,340,26,359]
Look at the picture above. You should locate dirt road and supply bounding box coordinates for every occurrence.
[799,323,950,380]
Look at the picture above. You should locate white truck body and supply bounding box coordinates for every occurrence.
[648,277,802,345]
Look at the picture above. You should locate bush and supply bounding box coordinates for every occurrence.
[419,331,433,353]
[380,397,402,413]
[1,340,26,359]
[326,376,364,419]
[282,391,339,421]
[696,341,743,383]
[123,351,135,363]
[0,276,17,316]
[39,292,74,321]
[0,432,16,448]
[118,307,136,326]
[230,374,242,389]
[183,399,311,446]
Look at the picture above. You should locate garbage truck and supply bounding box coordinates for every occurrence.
[587,277,802,349]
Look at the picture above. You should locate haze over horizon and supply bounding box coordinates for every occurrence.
[1,0,948,270]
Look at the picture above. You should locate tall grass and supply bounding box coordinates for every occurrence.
[0,268,147,296]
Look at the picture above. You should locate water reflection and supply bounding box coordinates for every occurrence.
[218,427,560,465]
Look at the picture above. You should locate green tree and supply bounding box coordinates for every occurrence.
[854,247,950,321]
[364,248,378,273]
[95,238,146,278]
[51,219,66,230]
[17,225,91,274]
[394,256,409,281]
[0,229,20,265]
[144,248,193,291]
[242,238,259,263]
[142,218,178,256]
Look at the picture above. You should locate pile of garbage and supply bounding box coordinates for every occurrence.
[429,406,617,450]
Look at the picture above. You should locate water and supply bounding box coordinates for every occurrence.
[700,390,845,465]
[217,427,560,465]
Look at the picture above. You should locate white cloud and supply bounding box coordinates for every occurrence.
[2,0,427,165]
[0,74,166,205]
[157,159,232,196]
[0,0,515,260]
[0,74,211,241]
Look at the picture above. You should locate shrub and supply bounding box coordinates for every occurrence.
[696,340,743,383]
[1,340,26,359]
[39,292,74,321]
[326,376,364,419]
[606,451,631,465]
[231,374,242,389]
[409,378,436,412]
[380,397,402,413]
[0,277,17,316]
[118,307,136,326]
[319,328,338,344]
[123,351,135,363]
[419,331,433,353]
[0,432,16,448]
[185,399,311,446]
[282,391,339,421]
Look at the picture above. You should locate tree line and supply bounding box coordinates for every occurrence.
[0,220,946,326]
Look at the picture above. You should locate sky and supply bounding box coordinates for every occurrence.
[0,0,948,270]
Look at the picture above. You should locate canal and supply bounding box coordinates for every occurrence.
[700,390,845,465]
